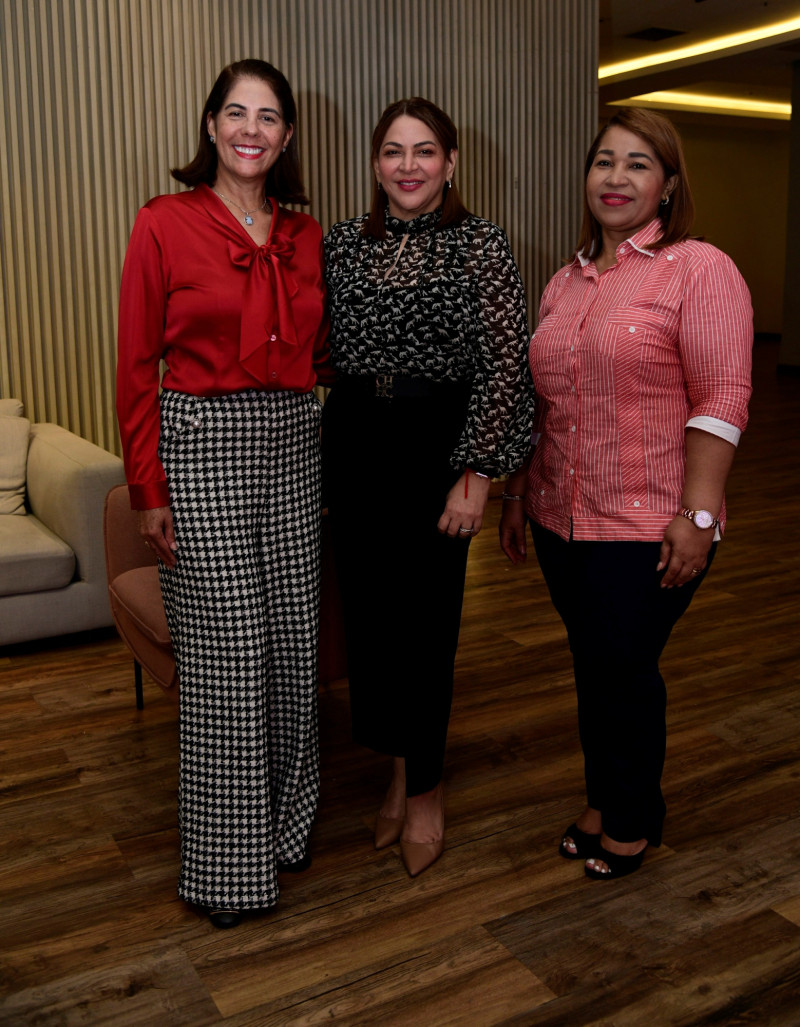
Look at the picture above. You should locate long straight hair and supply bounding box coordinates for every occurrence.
[171,59,309,205]
[363,97,469,239]
[576,107,695,257]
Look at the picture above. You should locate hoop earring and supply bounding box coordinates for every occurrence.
[660,196,670,206]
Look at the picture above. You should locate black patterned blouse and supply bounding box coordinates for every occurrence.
[324,208,535,477]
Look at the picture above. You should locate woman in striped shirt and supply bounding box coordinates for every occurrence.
[500,108,752,880]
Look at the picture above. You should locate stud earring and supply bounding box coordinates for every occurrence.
[282,146,287,153]
[209,135,215,143]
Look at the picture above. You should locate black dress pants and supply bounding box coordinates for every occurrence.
[322,379,471,796]
[532,521,715,845]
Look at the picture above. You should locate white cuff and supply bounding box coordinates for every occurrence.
[686,416,741,447]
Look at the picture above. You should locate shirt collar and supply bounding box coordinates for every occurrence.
[578,217,664,267]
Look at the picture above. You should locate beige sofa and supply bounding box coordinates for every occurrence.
[0,398,125,645]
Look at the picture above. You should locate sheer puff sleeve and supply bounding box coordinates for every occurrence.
[450,223,535,477]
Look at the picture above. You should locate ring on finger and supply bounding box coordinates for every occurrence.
[458,526,473,535]
[690,568,701,575]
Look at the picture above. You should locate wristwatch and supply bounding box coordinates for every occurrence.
[680,508,718,530]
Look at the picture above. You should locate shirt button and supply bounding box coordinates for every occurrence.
[629,326,636,333]
[571,385,576,393]
[565,272,570,278]
[570,424,576,433]
[190,417,201,429]
[539,489,545,495]
[570,345,575,352]
[620,246,626,253]
[634,501,640,507]
[270,371,278,379]
[270,334,277,342]
[569,468,575,476]
[666,255,674,261]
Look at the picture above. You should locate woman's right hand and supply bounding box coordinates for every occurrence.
[499,499,528,564]
[137,507,178,568]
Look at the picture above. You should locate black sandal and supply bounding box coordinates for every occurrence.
[208,909,242,929]
[559,822,602,861]
[584,844,647,880]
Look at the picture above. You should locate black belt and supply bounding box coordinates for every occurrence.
[337,374,465,399]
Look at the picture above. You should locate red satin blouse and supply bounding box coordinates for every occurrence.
[117,184,330,509]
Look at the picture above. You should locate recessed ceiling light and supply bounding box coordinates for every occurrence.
[626,27,686,43]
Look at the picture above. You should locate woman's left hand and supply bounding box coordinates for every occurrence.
[438,471,491,539]
[657,516,714,588]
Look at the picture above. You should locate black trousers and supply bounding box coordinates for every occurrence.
[322,379,471,796]
[532,521,715,845]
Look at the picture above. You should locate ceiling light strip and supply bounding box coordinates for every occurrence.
[610,90,791,120]
[599,16,800,81]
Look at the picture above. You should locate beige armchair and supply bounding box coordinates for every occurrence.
[0,399,125,645]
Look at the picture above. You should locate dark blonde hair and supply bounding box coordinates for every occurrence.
[576,107,695,257]
[363,97,469,239]
[171,59,309,205]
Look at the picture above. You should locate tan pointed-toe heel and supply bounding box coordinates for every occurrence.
[401,784,444,876]
[374,815,405,850]
[400,836,444,877]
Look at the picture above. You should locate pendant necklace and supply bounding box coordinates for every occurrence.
[212,187,268,226]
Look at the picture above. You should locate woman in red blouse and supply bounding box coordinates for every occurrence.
[500,108,752,880]
[117,60,329,927]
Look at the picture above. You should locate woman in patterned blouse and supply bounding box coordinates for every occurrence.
[323,98,534,877]
[500,108,752,880]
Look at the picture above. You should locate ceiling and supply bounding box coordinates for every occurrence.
[599,0,800,124]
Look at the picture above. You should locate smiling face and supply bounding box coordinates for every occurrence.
[206,76,293,193]
[374,115,457,221]
[586,125,677,250]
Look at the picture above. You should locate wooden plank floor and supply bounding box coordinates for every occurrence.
[1,340,798,1026]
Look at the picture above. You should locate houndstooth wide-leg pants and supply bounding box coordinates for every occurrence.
[158,388,322,911]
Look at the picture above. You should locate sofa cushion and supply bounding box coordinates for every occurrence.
[0,515,75,596]
[0,414,31,515]
[0,398,24,417]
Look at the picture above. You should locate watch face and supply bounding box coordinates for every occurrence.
[694,510,714,529]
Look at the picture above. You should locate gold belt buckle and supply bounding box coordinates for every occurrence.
[375,374,393,398]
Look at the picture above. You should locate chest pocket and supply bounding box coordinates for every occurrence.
[600,305,681,372]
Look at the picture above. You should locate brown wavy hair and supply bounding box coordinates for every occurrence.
[363,97,469,239]
[171,59,309,205]
[576,107,695,257]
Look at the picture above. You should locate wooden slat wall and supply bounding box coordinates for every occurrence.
[0,0,597,452]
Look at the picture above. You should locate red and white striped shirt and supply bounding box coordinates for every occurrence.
[526,219,753,541]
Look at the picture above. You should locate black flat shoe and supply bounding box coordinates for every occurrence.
[208,909,242,929]
[584,844,647,880]
[559,822,602,861]
[277,851,312,874]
